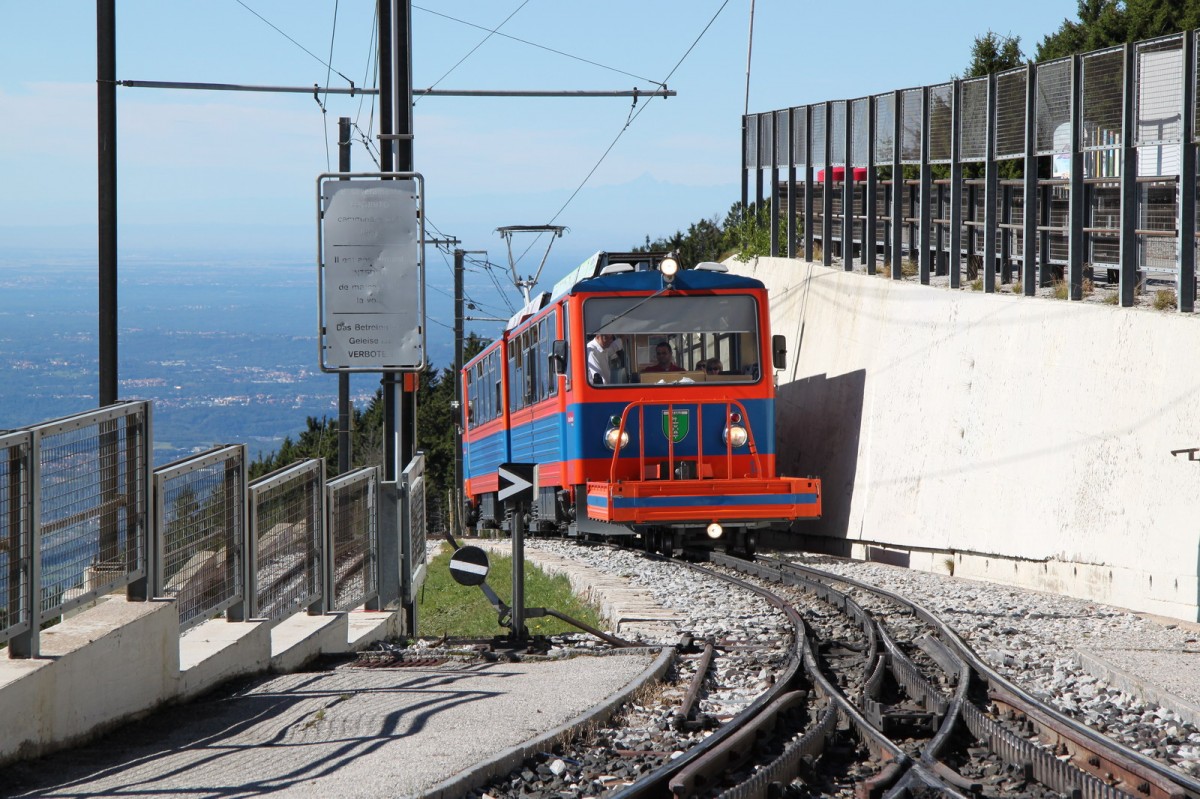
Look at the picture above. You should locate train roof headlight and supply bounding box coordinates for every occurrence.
[660,255,680,280]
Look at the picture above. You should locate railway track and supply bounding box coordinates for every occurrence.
[465,542,1200,799]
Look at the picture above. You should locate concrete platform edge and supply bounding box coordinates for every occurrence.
[1075,649,1200,728]
[418,646,675,799]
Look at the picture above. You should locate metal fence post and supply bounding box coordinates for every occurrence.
[1023,62,1039,296]
[823,102,834,266]
[892,89,903,278]
[950,80,963,288]
[770,109,780,257]
[10,430,42,658]
[1178,33,1196,312]
[787,107,797,258]
[741,114,749,210]
[804,105,814,262]
[866,97,878,274]
[1068,53,1086,300]
[919,86,932,284]
[845,100,856,270]
[373,480,401,614]
[984,74,999,293]
[1120,43,1139,306]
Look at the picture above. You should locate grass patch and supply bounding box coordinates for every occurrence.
[1153,289,1177,310]
[1011,281,1022,294]
[1051,280,1069,300]
[1103,292,1120,305]
[417,544,606,638]
[901,259,919,278]
[969,277,983,291]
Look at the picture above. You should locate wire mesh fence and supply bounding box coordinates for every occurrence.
[793,106,808,168]
[402,454,428,606]
[153,445,246,632]
[960,78,988,162]
[32,402,149,624]
[249,459,324,620]
[831,101,847,166]
[0,431,31,647]
[326,466,378,612]
[744,114,758,169]
[759,111,775,168]
[746,26,1200,306]
[995,67,1028,160]
[929,83,953,163]
[1,401,421,657]
[851,98,870,167]
[900,88,922,164]
[874,94,895,163]
[812,103,827,169]
[775,109,790,166]
[1037,58,1074,158]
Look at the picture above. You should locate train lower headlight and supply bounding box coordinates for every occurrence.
[706,522,723,539]
[605,427,629,450]
[724,424,748,448]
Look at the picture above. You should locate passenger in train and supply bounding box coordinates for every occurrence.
[642,340,684,373]
[705,358,723,375]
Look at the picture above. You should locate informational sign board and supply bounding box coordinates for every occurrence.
[497,462,536,505]
[317,174,426,372]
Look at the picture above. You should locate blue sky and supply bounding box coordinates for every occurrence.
[1,0,1078,331]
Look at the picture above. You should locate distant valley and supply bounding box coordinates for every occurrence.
[0,253,456,465]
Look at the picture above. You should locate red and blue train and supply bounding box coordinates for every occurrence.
[461,251,821,555]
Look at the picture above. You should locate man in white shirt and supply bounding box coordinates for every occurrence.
[586,333,622,384]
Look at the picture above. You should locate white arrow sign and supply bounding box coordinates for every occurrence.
[497,462,535,504]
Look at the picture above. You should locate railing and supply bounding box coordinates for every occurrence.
[326,466,378,612]
[152,445,247,631]
[746,30,1200,310]
[249,459,325,619]
[609,398,765,483]
[400,454,427,606]
[3,404,420,658]
[0,431,32,648]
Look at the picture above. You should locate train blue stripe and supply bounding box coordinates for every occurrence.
[588,493,819,509]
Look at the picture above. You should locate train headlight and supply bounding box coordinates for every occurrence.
[706,522,723,539]
[604,415,629,450]
[723,424,748,448]
[660,255,680,281]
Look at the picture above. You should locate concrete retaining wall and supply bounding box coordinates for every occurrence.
[732,257,1200,621]
[0,599,398,766]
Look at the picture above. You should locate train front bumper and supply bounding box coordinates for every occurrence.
[585,477,821,526]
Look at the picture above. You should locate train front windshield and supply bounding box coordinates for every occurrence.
[584,294,762,386]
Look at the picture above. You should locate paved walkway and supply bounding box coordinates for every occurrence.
[0,652,664,799]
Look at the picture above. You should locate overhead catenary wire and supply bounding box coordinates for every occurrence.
[234,0,355,87]
[321,0,342,170]
[415,0,530,106]
[507,0,732,270]
[413,4,663,88]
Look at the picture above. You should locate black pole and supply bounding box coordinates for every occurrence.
[338,117,352,475]
[98,0,117,406]
[453,248,464,537]
[396,0,417,479]
[378,0,398,482]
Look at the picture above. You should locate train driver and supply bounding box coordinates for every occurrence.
[642,340,684,373]
[587,331,623,384]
